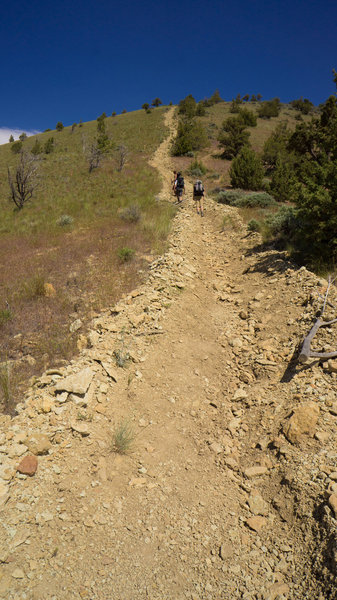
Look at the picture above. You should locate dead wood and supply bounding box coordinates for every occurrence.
[299,276,337,363]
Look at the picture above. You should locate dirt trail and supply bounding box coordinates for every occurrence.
[1,108,337,600]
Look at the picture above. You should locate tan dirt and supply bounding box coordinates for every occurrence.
[1,107,337,600]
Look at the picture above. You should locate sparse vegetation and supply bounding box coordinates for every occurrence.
[111,420,135,454]
[118,247,135,262]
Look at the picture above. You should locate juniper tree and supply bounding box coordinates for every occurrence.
[230,146,264,190]
[218,116,250,159]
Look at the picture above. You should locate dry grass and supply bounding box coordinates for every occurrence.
[0,107,175,411]
[111,420,136,455]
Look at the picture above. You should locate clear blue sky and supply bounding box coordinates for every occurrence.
[1,0,336,133]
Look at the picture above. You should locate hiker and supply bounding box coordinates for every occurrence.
[172,170,177,193]
[175,172,185,203]
[193,179,205,216]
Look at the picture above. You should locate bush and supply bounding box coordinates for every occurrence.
[230,147,264,190]
[178,94,197,118]
[171,119,208,156]
[56,215,74,226]
[44,137,54,154]
[0,309,12,327]
[247,219,261,232]
[290,97,313,114]
[258,98,281,119]
[237,108,257,127]
[196,102,206,116]
[120,205,141,223]
[270,157,296,202]
[188,159,207,177]
[262,123,289,171]
[11,141,23,154]
[31,139,42,155]
[265,206,297,235]
[218,116,250,159]
[216,190,276,208]
[118,247,135,262]
[56,122,64,131]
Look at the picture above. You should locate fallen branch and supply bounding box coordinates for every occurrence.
[299,276,337,363]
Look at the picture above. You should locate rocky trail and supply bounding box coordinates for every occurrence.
[1,108,337,600]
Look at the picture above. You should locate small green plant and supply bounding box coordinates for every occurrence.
[188,159,207,177]
[120,205,141,223]
[20,274,46,300]
[56,214,74,226]
[118,247,135,262]
[0,362,12,412]
[111,420,135,454]
[0,309,12,327]
[247,219,261,232]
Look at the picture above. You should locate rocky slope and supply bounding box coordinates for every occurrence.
[1,109,337,600]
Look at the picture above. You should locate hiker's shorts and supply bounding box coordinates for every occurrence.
[176,188,183,198]
[193,192,203,201]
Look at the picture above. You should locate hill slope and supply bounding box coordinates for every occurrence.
[0,109,337,599]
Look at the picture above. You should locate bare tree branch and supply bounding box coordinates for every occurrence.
[299,276,337,363]
[7,151,39,209]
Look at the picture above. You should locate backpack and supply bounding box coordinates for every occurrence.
[194,181,204,194]
[176,175,184,190]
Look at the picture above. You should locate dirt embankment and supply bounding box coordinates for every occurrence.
[1,108,337,600]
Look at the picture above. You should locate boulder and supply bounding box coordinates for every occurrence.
[284,402,319,444]
[55,367,94,395]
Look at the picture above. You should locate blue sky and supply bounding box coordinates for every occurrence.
[1,0,336,140]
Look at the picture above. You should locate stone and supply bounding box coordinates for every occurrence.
[71,422,90,436]
[26,433,51,455]
[17,455,38,476]
[0,482,10,507]
[0,463,15,481]
[233,388,248,401]
[244,466,268,478]
[55,367,94,395]
[44,283,56,297]
[239,310,248,320]
[8,443,27,459]
[219,543,234,560]
[264,583,289,600]
[246,516,267,532]
[327,359,337,374]
[11,568,25,579]
[77,334,88,351]
[248,490,269,515]
[70,318,82,333]
[100,362,118,382]
[209,442,223,454]
[284,402,320,444]
[328,494,337,518]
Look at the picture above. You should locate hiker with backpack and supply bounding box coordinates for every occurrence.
[175,172,185,203]
[193,179,205,216]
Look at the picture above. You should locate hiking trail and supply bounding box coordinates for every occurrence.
[1,107,337,600]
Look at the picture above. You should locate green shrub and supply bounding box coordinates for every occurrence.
[188,159,207,177]
[247,219,261,232]
[262,123,289,171]
[11,141,23,154]
[237,108,257,127]
[56,215,74,226]
[265,206,297,235]
[234,192,276,208]
[290,97,313,114]
[31,139,42,155]
[230,147,264,190]
[118,247,135,262]
[216,190,276,208]
[258,98,281,119]
[171,119,208,156]
[56,122,64,132]
[111,420,135,454]
[120,205,141,222]
[270,157,296,202]
[218,116,250,159]
[44,137,54,154]
[0,309,12,327]
[178,94,197,118]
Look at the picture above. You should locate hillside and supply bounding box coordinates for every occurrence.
[1,108,337,599]
[0,107,175,407]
